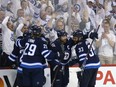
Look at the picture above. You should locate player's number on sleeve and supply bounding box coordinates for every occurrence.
[24,43,37,56]
[89,49,94,57]
[78,47,94,57]
[88,45,94,57]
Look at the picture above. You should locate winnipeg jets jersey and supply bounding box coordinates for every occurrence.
[50,39,72,64]
[75,40,101,69]
[16,37,57,69]
[8,36,24,62]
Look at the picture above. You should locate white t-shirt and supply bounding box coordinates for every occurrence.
[2,16,14,55]
[98,31,116,57]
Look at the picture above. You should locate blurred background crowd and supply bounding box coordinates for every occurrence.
[0,0,116,67]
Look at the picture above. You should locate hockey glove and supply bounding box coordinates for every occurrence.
[90,32,98,39]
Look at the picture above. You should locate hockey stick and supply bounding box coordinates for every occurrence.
[51,65,60,87]
[51,60,70,87]
[51,45,71,87]
[51,44,65,87]
[76,20,103,87]
[80,19,103,72]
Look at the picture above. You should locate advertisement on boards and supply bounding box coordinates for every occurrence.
[0,66,116,87]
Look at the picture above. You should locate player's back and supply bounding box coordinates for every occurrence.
[75,40,101,69]
[20,37,48,69]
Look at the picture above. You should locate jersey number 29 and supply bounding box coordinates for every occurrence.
[24,43,37,56]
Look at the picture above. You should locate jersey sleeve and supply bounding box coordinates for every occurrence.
[40,40,57,60]
[15,38,27,48]
[8,44,19,62]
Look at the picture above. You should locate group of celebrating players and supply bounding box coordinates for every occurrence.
[8,24,100,87]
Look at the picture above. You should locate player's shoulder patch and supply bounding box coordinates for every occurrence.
[41,37,47,42]
[51,43,56,47]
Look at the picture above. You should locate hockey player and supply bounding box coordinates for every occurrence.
[49,29,98,87]
[9,36,24,87]
[16,25,64,87]
[49,30,71,87]
[72,30,101,87]
[8,31,31,87]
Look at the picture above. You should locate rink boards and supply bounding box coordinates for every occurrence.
[0,66,116,87]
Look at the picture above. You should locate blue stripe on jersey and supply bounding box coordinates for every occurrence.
[11,54,18,59]
[15,39,18,46]
[85,62,101,69]
[44,51,52,58]
[41,50,49,55]
[79,58,86,61]
[17,67,23,73]
[8,53,18,62]
[8,56,15,62]
[18,40,23,48]
[20,62,44,69]
[79,53,87,58]
[41,50,52,59]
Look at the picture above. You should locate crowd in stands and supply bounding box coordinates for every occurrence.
[0,0,116,67]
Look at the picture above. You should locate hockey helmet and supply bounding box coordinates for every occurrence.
[57,30,67,37]
[72,30,83,37]
[30,25,42,38]
[72,30,83,43]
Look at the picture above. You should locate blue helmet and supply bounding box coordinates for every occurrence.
[57,30,67,37]
[23,30,31,38]
[72,30,83,37]
[30,25,42,37]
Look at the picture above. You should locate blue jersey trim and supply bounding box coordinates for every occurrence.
[85,64,101,69]
[20,64,44,69]
[17,70,23,74]
[17,67,23,73]
[8,56,16,62]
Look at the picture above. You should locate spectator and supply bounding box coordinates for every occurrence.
[86,0,96,29]
[0,10,5,23]
[0,10,5,66]
[70,16,79,32]
[20,0,34,16]
[66,15,79,35]
[1,16,15,67]
[55,18,65,31]
[15,9,27,26]
[11,0,21,18]
[0,0,115,68]
[16,23,28,37]
[5,1,14,17]
[45,6,54,19]
[113,24,116,64]
[43,14,57,42]
[79,10,91,34]
[96,20,116,64]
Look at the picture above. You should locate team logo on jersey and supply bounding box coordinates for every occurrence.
[41,37,47,42]
[10,33,15,41]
